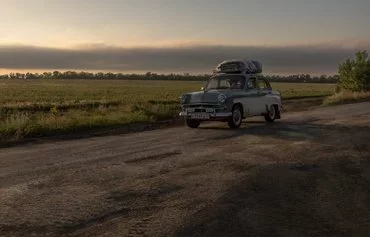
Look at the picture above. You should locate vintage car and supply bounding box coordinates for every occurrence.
[179,60,283,128]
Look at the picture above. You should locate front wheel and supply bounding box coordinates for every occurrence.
[264,105,276,122]
[186,119,201,128]
[228,105,243,128]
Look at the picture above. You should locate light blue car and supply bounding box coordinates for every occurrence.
[179,60,283,128]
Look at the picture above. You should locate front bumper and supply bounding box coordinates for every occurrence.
[179,111,232,120]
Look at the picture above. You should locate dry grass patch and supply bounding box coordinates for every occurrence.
[323,91,370,105]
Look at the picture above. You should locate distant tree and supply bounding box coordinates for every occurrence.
[117,73,124,79]
[104,72,115,79]
[25,72,36,79]
[9,73,16,79]
[338,50,370,92]
[53,71,61,79]
[15,73,26,79]
[42,72,52,79]
[145,72,152,78]
[96,72,104,79]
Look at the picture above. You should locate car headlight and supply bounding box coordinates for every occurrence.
[218,93,226,103]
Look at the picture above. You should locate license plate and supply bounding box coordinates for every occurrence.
[191,113,210,119]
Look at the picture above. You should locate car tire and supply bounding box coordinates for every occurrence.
[228,105,243,128]
[264,104,276,122]
[186,119,201,128]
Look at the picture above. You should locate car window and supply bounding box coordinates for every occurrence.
[257,79,266,89]
[219,78,230,88]
[247,78,257,89]
[258,79,270,90]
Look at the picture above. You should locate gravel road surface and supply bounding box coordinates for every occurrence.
[1,102,370,237]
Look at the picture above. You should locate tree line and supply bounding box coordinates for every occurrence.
[0,71,339,83]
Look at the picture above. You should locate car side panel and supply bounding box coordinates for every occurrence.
[233,94,255,116]
[264,90,283,114]
[255,89,269,114]
[257,77,282,114]
[233,89,265,116]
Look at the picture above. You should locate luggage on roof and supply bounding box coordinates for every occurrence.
[214,60,262,74]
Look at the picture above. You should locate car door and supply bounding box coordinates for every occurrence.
[256,77,272,114]
[243,76,261,116]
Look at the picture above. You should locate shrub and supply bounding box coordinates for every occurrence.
[338,50,370,92]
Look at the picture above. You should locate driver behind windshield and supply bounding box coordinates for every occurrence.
[230,79,243,89]
[205,75,245,90]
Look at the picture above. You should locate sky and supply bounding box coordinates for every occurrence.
[1,0,370,75]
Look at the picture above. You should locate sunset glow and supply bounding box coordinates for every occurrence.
[1,0,369,74]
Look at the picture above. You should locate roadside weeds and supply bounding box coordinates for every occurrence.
[323,91,370,106]
[1,95,369,148]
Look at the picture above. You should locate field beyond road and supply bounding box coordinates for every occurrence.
[0,102,369,237]
[0,79,335,144]
[0,79,335,104]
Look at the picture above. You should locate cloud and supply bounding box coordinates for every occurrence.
[0,42,369,74]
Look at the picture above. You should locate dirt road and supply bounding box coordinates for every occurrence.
[1,102,370,237]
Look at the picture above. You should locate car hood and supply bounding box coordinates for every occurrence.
[185,89,235,104]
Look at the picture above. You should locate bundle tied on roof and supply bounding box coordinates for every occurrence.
[214,60,262,74]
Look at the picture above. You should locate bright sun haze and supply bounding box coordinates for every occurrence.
[1,0,369,74]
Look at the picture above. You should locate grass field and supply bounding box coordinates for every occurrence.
[0,79,336,143]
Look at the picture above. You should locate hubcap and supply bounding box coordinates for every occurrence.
[269,105,275,118]
[233,109,241,124]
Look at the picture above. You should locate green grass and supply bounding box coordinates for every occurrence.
[0,79,336,143]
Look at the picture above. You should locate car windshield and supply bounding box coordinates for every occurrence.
[205,75,246,90]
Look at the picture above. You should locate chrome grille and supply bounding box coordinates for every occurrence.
[184,104,227,113]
